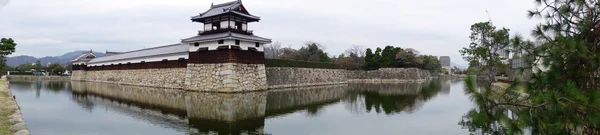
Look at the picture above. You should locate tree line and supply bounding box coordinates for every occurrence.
[8,61,67,75]
[264,42,441,71]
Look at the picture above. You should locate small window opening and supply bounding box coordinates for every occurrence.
[194,43,200,47]
[255,42,260,47]
[235,40,240,45]
[218,40,224,44]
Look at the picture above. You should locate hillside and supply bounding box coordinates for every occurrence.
[6,51,105,66]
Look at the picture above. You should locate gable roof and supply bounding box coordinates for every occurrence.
[181,31,271,43]
[71,51,96,63]
[191,0,260,22]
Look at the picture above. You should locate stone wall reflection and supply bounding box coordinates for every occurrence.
[68,79,444,134]
[70,81,268,134]
[266,85,347,117]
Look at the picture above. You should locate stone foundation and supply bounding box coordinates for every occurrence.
[74,68,187,89]
[266,67,347,89]
[185,63,267,92]
[347,68,432,83]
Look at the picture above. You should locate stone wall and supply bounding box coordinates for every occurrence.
[185,63,267,92]
[71,65,432,91]
[78,68,187,89]
[266,67,347,89]
[347,68,432,83]
[265,68,433,89]
[7,75,71,81]
[71,70,85,81]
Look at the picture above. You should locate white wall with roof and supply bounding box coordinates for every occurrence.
[188,39,264,52]
[87,53,188,67]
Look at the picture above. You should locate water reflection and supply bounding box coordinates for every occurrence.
[345,81,441,115]
[10,80,449,135]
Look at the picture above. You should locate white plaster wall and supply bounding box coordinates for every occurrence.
[73,62,87,65]
[188,39,264,52]
[189,41,222,51]
[239,40,263,52]
[87,53,188,67]
[242,24,247,31]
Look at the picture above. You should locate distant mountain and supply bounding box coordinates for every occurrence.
[451,62,467,69]
[6,50,105,66]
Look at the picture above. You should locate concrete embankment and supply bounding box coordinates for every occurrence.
[7,75,70,82]
[0,76,30,135]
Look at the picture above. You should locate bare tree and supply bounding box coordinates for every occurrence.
[345,45,365,57]
[264,41,283,58]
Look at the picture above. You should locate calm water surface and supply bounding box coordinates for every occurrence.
[9,79,472,135]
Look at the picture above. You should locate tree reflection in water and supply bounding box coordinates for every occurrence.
[345,80,442,115]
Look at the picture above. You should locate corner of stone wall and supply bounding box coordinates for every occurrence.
[185,63,268,92]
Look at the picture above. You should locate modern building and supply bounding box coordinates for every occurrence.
[71,0,272,92]
[439,56,450,67]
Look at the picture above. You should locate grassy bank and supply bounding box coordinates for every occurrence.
[0,76,15,135]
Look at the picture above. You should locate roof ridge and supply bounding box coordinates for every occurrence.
[99,43,183,58]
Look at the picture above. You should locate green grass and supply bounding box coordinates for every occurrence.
[0,77,15,135]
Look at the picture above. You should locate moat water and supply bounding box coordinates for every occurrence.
[9,79,472,135]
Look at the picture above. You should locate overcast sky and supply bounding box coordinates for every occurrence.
[0,0,541,67]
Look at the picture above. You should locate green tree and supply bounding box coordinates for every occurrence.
[419,55,441,71]
[0,38,17,71]
[459,22,510,86]
[460,0,600,134]
[297,42,330,62]
[380,46,401,68]
[395,49,419,68]
[45,64,66,75]
[373,47,383,67]
[364,48,379,70]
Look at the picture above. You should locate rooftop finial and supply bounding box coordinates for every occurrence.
[211,2,213,7]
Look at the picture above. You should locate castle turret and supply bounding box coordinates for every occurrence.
[182,0,271,92]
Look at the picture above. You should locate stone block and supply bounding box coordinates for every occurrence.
[10,122,26,131]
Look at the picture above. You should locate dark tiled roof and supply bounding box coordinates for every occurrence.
[191,1,260,21]
[181,32,271,43]
[88,44,188,64]
[105,51,125,56]
[71,51,96,62]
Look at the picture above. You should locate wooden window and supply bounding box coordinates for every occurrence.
[218,40,224,44]
[255,42,260,47]
[194,43,199,47]
[235,40,240,45]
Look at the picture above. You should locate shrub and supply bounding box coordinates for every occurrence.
[265,59,340,69]
[7,72,33,75]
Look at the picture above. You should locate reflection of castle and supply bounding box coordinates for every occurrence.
[68,80,443,134]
